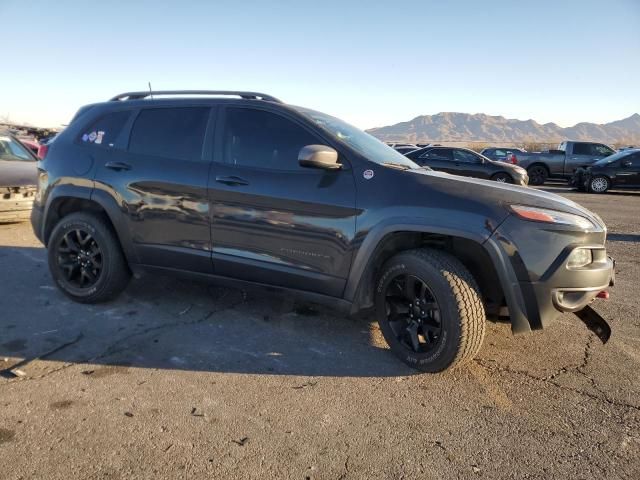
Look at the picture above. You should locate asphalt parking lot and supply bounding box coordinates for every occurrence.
[1,186,639,479]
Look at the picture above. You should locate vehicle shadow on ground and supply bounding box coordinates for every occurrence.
[0,246,415,378]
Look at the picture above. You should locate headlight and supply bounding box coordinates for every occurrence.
[510,205,597,231]
[567,248,593,268]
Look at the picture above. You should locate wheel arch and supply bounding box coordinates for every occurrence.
[43,187,137,263]
[345,224,507,321]
[527,162,550,173]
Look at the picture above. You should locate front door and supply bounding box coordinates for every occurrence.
[452,149,488,178]
[93,106,214,273]
[208,105,357,297]
[618,152,640,186]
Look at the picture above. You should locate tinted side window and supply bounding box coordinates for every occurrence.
[79,110,131,148]
[572,143,592,155]
[129,107,209,161]
[224,108,319,170]
[420,148,453,161]
[454,150,481,163]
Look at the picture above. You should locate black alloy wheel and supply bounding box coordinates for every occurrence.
[527,165,548,185]
[56,228,103,289]
[48,212,131,303]
[384,274,442,353]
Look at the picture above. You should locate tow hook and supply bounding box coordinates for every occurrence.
[574,305,611,344]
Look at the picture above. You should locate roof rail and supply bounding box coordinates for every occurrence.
[109,90,283,103]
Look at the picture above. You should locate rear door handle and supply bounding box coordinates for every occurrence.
[215,175,249,186]
[105,161,132,171]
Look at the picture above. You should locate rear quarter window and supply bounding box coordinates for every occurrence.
[78,110,132,148]
[129,107,209,161]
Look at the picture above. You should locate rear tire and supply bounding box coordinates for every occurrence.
[527,165,548,185]
[491,172,513,183]
[588,175,610,193]
[375,248,486,373]
[48,212,131,303]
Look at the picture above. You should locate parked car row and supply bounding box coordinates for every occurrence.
[392,141,625,188]
[404,146,529,185]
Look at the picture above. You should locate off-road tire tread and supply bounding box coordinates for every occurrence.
[400,248,486,369]
[48,212,130,303]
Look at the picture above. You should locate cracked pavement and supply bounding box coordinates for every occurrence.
[1,186,639,479]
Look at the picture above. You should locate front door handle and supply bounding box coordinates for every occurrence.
[105,161,132,171]
[215,175,249,186]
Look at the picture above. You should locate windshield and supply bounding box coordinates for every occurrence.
[593,150,636,166]
[0,135,36,162]
[293,107,420,169]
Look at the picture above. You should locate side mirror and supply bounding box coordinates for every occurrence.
[298,145,342,170]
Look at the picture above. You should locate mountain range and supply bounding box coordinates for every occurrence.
[366,113,640,145]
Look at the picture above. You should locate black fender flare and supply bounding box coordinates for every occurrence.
[42,185,138,264]
[90,188,138,263]
[344,218,533,335]
[42,184,93,242]
[482,235,532,334]
[344,218,487,302]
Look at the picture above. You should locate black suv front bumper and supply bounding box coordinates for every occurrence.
[484,215,614,335]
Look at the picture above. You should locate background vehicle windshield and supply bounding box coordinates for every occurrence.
[0,135,36,162]
[593,150,635,166]
[294,107,419,169]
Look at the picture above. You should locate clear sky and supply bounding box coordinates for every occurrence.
[1,0,639,129]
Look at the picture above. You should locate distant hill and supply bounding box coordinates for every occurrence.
[366,113,640,145]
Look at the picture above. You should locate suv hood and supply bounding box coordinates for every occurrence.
[410,169,601,225]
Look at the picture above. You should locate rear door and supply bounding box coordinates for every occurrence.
[208,105,357,297]
[452,149,489,178]
[618,152,640,186]
[414,148,455,173]
[93,106,214,273]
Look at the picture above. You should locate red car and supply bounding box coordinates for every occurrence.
[16,137,40,155]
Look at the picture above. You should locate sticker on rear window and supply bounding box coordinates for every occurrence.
[363,169,374,180]
[95,131,105,145]
[88,131,97,142]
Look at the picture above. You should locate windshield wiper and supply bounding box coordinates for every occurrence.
[383,162,412,170]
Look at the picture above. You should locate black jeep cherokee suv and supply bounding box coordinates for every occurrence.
[31,91,615,372]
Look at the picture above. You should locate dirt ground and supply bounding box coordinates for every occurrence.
[1,186,639,479]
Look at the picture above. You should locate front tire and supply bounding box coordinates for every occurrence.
[588,175,610,193]
[491,172,513,183]
[527,165,548,186]
[48,212,131,303]
[375,249,486,372]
